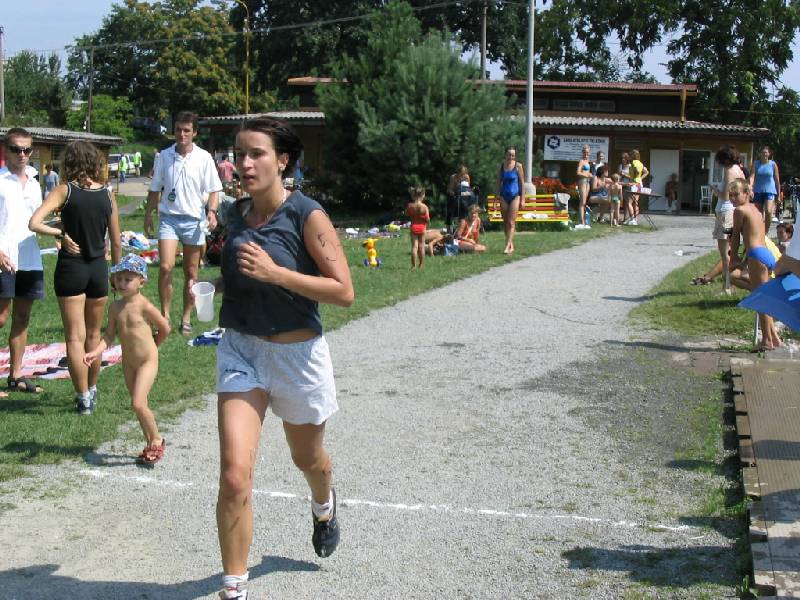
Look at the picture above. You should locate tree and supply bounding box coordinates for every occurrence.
[236,0,383,103]
[318,0,518,210]
[66,95,135,141]
[66,0,244,118]
[3,51,73,126]
[664,0,800,122]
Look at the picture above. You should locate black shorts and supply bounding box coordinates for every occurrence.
[54,255,109,298]
[0,270,45,300]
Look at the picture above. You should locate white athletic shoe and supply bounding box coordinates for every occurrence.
[629,219,638,226]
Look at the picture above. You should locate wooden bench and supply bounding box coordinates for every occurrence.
[486,194,571,224]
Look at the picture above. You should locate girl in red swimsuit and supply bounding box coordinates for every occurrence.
[406,187,430,269]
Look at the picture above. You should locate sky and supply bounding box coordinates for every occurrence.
[2,0,800,93]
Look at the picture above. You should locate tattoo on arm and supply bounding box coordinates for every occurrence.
[317,233,341,261]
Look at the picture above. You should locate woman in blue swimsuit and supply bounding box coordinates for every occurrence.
[496,147,526,254]
[749,146,781,235]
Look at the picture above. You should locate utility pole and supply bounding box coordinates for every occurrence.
[0,26,5,123]
[86,47,94,132]
[480,1,487,79]
[524,0,535,184]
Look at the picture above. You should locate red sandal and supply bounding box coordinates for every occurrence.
[136,439,166,465]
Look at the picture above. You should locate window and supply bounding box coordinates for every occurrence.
[552,99,615,112]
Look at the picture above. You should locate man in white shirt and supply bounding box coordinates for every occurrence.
[144,111,222,333]
[0,128,45,394]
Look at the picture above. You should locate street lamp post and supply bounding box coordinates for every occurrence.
[525,0,535,184]
[231,0,250,114]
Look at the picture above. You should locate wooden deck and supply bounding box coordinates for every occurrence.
[732,357,800,598]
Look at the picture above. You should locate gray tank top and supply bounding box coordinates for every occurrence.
[219,191,324,336]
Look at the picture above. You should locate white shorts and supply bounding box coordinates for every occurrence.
[713,210,734,240]
[216,329,337,425]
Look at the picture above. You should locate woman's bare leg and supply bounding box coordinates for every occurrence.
[58,295,90,395]
[217,389,268,576]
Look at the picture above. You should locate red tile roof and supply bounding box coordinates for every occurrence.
[287,76,697,94]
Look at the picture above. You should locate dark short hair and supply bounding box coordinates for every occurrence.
[595,165,608,178]
[235,118,304,175]
[63,141,105,185]
[4,127,32,143]
[715,145,741,167]
[174,111,199,131]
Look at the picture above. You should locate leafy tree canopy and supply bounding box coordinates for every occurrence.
[318,0,519,211]
[3,51,73,127]
[66,0,244,119]
[65,95,135,142]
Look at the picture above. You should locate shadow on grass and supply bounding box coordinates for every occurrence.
[1,441,94,460]
[603,339,721,353]
[562,544,737,588]
[0,555,319,598]
[0,397,47,414]
[602,291,683,302]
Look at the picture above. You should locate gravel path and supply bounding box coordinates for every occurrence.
[0,215,740,599]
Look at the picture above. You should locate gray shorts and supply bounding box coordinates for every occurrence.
[159,212,205,246]
[216,329,337,425]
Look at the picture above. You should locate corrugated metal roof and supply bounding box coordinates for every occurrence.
[199,111,325,124]
[503,80,697,93]
[286,76,697,94]
[0,127,122,146]
[518,115,768,135]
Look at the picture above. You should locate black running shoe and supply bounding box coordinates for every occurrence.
[312,487,340,558]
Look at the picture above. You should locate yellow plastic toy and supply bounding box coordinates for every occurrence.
[362,237,381,267]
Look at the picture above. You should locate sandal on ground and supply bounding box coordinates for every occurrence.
[136,439,166,465]
[691,275,712,285]
[7,376,44,394]
[180,321,193,335]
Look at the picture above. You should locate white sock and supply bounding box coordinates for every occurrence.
[89,385,97,395]
[312,491,333,518]
[222,572,248,592]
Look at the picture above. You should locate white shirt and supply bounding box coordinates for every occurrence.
[786,238,800,261]
[0,165,43,271]
[149,144,222,220]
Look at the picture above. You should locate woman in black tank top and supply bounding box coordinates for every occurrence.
[29,141,122,413]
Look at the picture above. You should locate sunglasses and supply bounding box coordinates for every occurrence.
[7,145,33,156]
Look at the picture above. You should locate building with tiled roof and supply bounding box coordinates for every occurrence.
[201,77,770,212]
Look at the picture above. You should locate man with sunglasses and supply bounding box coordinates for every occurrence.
[0,128,45,395]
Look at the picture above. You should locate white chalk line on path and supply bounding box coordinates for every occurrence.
[82,469,706,538]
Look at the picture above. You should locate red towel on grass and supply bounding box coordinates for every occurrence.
[0,343,122,380]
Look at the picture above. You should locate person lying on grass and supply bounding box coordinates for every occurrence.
[84,254,170,465]
[728,178,782,351]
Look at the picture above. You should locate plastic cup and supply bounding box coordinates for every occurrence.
[191,282,216,322]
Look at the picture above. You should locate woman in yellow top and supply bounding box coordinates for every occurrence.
[625,149,649,226]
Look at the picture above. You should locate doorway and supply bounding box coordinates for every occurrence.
[649,149,680,211]
[681,150,711,211]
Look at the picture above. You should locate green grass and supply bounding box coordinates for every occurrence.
[630,252,756,339]
[0,220,613,482]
